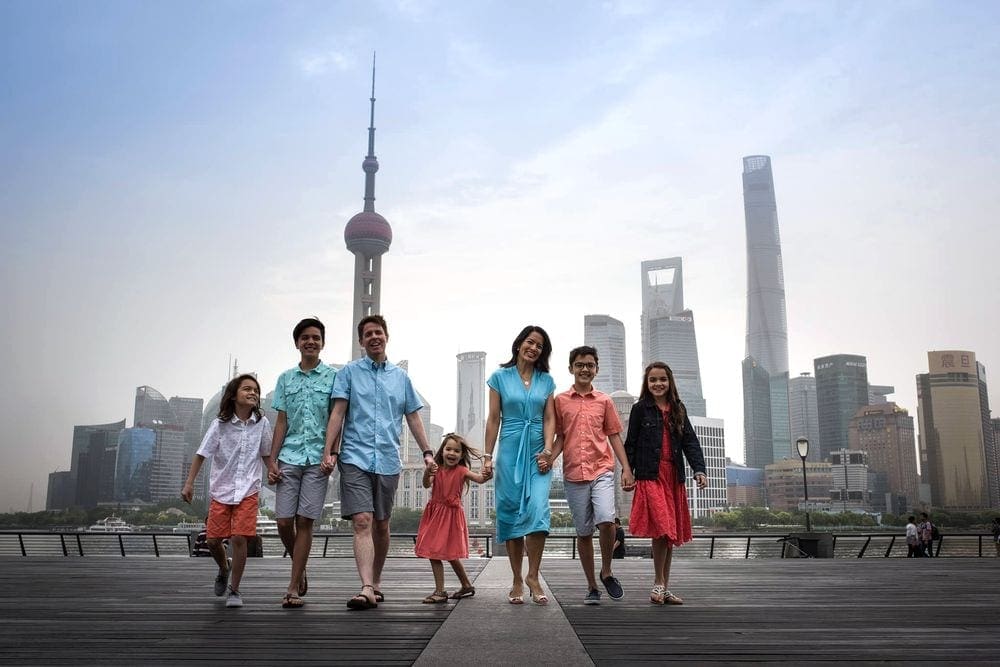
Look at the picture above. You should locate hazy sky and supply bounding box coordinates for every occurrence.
[2,1,998,512]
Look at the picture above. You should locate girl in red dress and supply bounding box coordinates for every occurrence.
[624,362,708,606]
[415,433,491,603]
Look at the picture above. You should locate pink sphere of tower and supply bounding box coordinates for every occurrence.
[345,210,392,256]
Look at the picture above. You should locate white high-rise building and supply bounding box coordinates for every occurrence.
[456,352,486,445]
[788,372,820,462]
[688,416,727,519]
[583,315,627,394]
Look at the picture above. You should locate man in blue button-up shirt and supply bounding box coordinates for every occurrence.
[322,315,434,609]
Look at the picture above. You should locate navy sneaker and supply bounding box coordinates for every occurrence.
[601,574,624,601]
[584,589,601,605]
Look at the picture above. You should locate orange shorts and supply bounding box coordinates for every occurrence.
[207,494,258,539]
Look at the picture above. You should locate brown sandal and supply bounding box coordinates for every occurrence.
[450,586,475,599]
[422,590,449,604]
[347,584,378,610]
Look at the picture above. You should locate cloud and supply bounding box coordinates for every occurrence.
[299,50,355,76]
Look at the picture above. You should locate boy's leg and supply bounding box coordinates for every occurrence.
[229,535,248,590]
[228,494,258,592]
[564,479,597,590]
[275,463,303,561]
[205,500,232,596]
[597,521,616,577]
[285,465,328,596]
[289,516,314,595]
[590,471,623,598]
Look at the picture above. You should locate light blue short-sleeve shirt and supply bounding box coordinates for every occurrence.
[271,362,337,466]
[331,356,423,476]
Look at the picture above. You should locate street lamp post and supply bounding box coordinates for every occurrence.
[796,437,812,532]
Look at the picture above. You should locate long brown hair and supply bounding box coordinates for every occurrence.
[638,362,686,434]
[218,374,263,422]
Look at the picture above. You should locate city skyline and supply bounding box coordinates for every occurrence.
[3,3,999,512]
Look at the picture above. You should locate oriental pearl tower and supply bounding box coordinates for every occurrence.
[344,56,392,359]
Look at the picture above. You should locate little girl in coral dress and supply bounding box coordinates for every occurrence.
[415,433,492,603]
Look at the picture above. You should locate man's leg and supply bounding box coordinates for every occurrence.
[351,511,377,602]
[372,517,391,591]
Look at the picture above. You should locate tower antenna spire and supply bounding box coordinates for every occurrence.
[364,51,378,212]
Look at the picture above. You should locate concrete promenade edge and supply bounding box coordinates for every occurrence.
[414,558,594,666]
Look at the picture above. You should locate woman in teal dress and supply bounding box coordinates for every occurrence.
[484,325,556,604]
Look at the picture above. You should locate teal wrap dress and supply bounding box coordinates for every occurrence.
[487,366,555,543]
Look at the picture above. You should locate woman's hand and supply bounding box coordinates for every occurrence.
[536,451,551,474]
[483,458,494,478]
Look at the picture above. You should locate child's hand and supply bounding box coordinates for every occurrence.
[429,462,439,474]
[181,483,193,503]
[267,463,282,485]
[694,472,708,489]
[621,470,636,492]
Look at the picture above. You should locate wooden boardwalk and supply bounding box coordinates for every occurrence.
[0,556,997,665]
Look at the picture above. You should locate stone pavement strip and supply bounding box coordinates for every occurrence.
[414,557,594,666]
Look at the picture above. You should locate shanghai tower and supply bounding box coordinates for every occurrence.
[742,156,790,466]
[344,56,392,359]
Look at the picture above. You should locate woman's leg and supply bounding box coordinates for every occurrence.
[507,537,524,596]
[524,532,547,597]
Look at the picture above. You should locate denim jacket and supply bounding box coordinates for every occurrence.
[623,397,706,482]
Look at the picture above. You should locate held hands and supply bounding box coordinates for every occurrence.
[536,451,552,474]
[266,461,282,485]
[320,454,337,476]
[181,483,193,503]
[620,470,636,492]
[483,458,494,478]
[694,472,708,489]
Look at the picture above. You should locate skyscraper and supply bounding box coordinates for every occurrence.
[115,427,156,503]
[788,372,820,462]
[583,315,627,394]
[848,403,919,514]
[640,257,706,416]
[916,350,993,510]
[455,352,486,445]
[344,58,392,359]
[741,155,790,466]
[814,354,869,460]
[70,419,126,508]
[135,386,190,503]
[687,416,727,518]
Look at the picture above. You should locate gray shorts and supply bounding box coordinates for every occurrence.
[275,463,329,520]
[339,462,399,521]
[564,471,616,536]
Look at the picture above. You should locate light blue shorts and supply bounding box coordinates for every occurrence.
[564,471,616,536]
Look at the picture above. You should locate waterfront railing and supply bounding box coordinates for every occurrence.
[1,530,996,559]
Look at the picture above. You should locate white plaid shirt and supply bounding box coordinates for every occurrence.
[198,413,273,504]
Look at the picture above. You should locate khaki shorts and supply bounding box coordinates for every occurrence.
[275,463,329,520]
[564,471,616,536]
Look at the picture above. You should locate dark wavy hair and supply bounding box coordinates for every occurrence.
[638,362,686,434]
[357,314,388,340]
[218,374,263,422]
[500,325,552,373]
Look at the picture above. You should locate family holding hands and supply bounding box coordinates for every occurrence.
[183,316,708,610]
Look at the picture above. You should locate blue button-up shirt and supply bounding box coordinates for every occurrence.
[271,362,337,466]
[331,356,423,475]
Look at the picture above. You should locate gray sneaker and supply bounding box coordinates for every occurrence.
[225,587,243,608]
[584,589,601,605]
[601,574,624,601]
[214,557,232,596]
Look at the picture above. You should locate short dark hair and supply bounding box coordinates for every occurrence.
[569,345,599,366]
[908,515,915,523]
[500,325,552,373]
[357,314,388,340]
[293,317,325,343]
